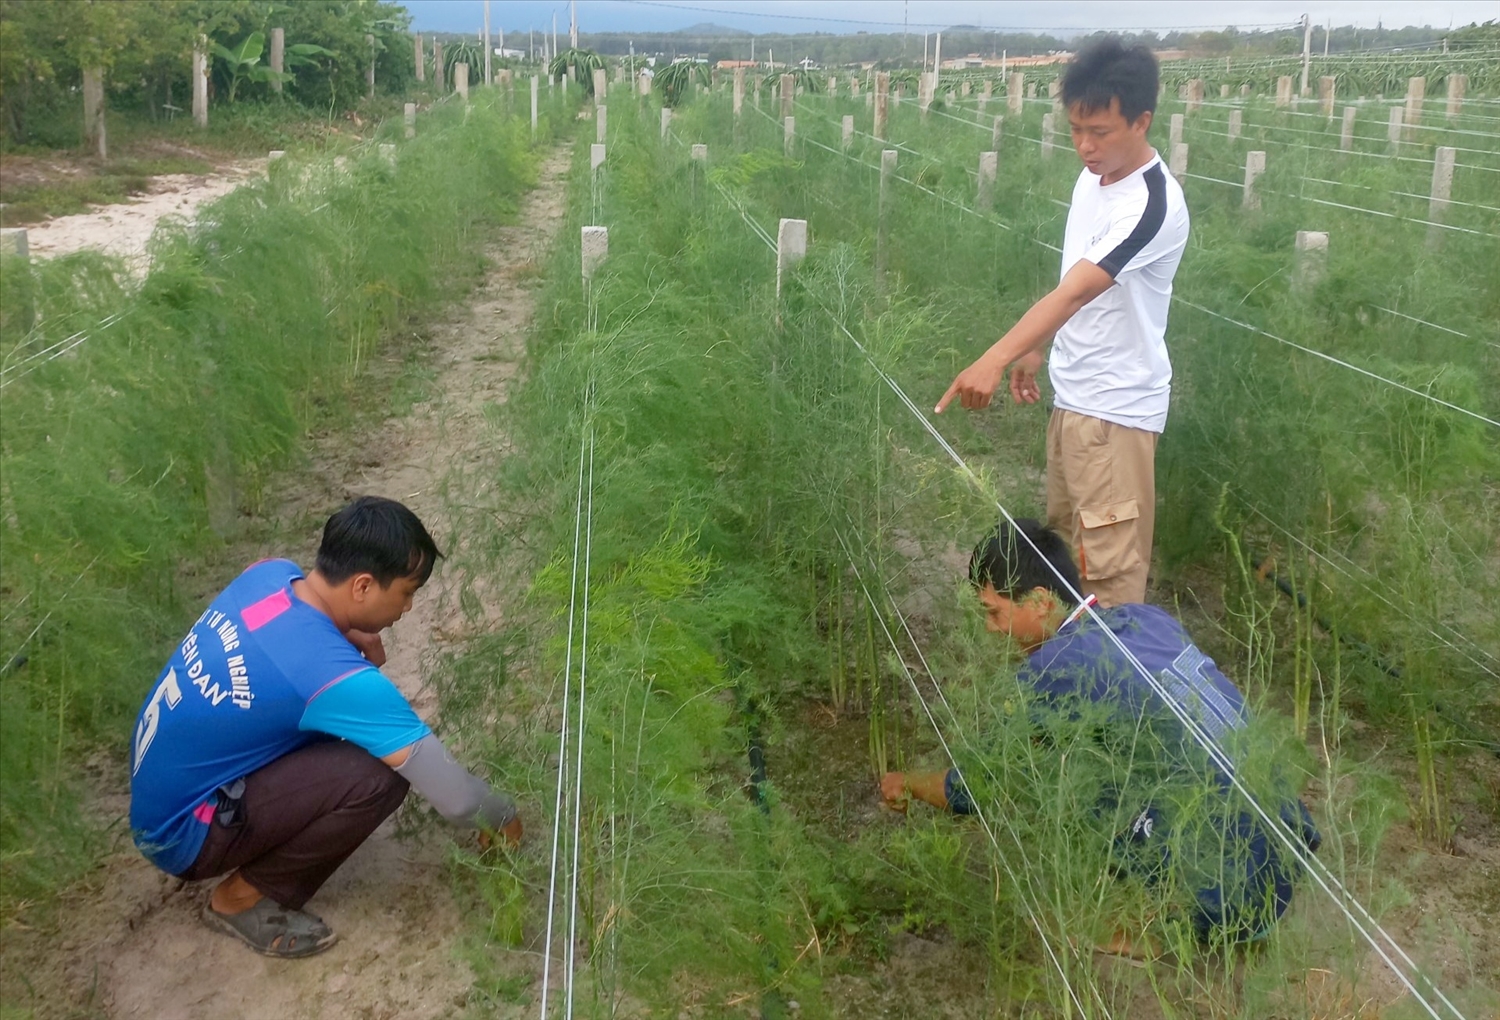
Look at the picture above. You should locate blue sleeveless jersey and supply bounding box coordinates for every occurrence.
[128,560,429,874]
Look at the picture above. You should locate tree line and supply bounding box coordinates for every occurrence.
[0,0,414,147]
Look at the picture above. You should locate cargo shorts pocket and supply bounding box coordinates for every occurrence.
[1077,499,1143,581]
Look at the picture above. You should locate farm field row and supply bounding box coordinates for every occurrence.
[448,74,1497,1018]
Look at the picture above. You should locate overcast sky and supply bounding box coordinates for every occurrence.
[409,0,1500,35]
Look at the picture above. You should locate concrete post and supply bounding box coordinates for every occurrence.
[828,76,837,96]
[1026,81,1036,99]
[268,150,285,161]
[593,67,607,102]
[1429,146,1456,221]
[404,102,416,138]
[582,226,608,280]
[1242,150,1266,210]
[1169,112,1183,150]
[614,64,623,84]
[978,150,997,208]
[1240,83,1251,97]
[1041,112,1055,159]
[1388,105,1404,147]
[1186,78,1203,114]
[531,76,539,135]
[415,34,424,82]
[1220,84,1230,98]
[596,104,606,143]
[1170,142,1188,182]
[1008,72,1024,115]
[1276,76,1292,108]
[874,71,889,140]
[842,115,854,150]
[780,74,794,118]
[776,218,807,303]
[992,115,1003,150]
[0,228,28,259]
[82,67,106,159]
[1446,74,1467,118]
[455,63,469,99]
[1228,109,1242,142]
[1340,107,1356,150]
[851,77,860,98]
[784,115,795,156]
[379,143,396,167]
[638,72,650,97]
[366,34,375,99]
[1319,76,1336,117]
[961,80,971,97]
[691,143,707,161]
[434,42,444,90]
[1405,77,1425,127]
[1294,231,1328,292]
[192,38,208,128]
[269,28,284,92]
[876,150,895,281]
[734,67,745,116]
[590,143,605,171]
[660,107,671,139]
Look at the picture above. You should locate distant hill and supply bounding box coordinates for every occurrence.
[672,22,751,37]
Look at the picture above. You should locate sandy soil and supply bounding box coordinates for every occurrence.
[19,162,263,269]
[1,148,571,1020]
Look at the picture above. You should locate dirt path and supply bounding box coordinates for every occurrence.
[11,147,571,1020]
[19,161,263,268]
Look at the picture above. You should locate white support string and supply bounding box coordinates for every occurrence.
[539,416,592,1020]
[0,313,128,391]
[563,422,596,1020]
[1174,299,1499,430]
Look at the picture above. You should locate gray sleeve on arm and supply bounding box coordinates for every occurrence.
[393,733,517,829]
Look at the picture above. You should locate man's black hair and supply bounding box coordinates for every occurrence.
[315,496,441,587]
[969,518,1081,602]
[1061,35,1160,126]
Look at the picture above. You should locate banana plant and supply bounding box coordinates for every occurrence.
[212,31,282,103]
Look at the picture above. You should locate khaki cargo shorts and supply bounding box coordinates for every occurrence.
[1045,408,1159,607]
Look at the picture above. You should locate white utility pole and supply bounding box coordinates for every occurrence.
[570,0,578,49]
[1300,14,1312,96]
[483,1,492,86]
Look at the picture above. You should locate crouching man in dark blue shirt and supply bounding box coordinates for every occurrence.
[881,518,1321,952]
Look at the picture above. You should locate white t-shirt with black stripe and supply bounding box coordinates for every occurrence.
[1048,153,1189,434]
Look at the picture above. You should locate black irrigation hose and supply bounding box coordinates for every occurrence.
[1254,556,1500,759]
[740,693,788,1020]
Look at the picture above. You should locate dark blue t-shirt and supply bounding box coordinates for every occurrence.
[1022,603,1248,772]
[128,560,430,874]
[1019,604,1320,936]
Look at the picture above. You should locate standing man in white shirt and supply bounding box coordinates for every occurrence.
[936,37,1189,607]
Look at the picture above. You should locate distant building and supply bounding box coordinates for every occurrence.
[941,52,1073,69]
[717,59,758,69]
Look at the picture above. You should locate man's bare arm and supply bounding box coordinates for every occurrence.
[936,260,1115,413]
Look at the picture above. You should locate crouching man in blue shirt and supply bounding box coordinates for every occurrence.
[129,496,520,958]
[881,518,1320,951]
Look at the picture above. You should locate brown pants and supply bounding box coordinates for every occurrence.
[179,740,408,910]
[1045,408,1159,607]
